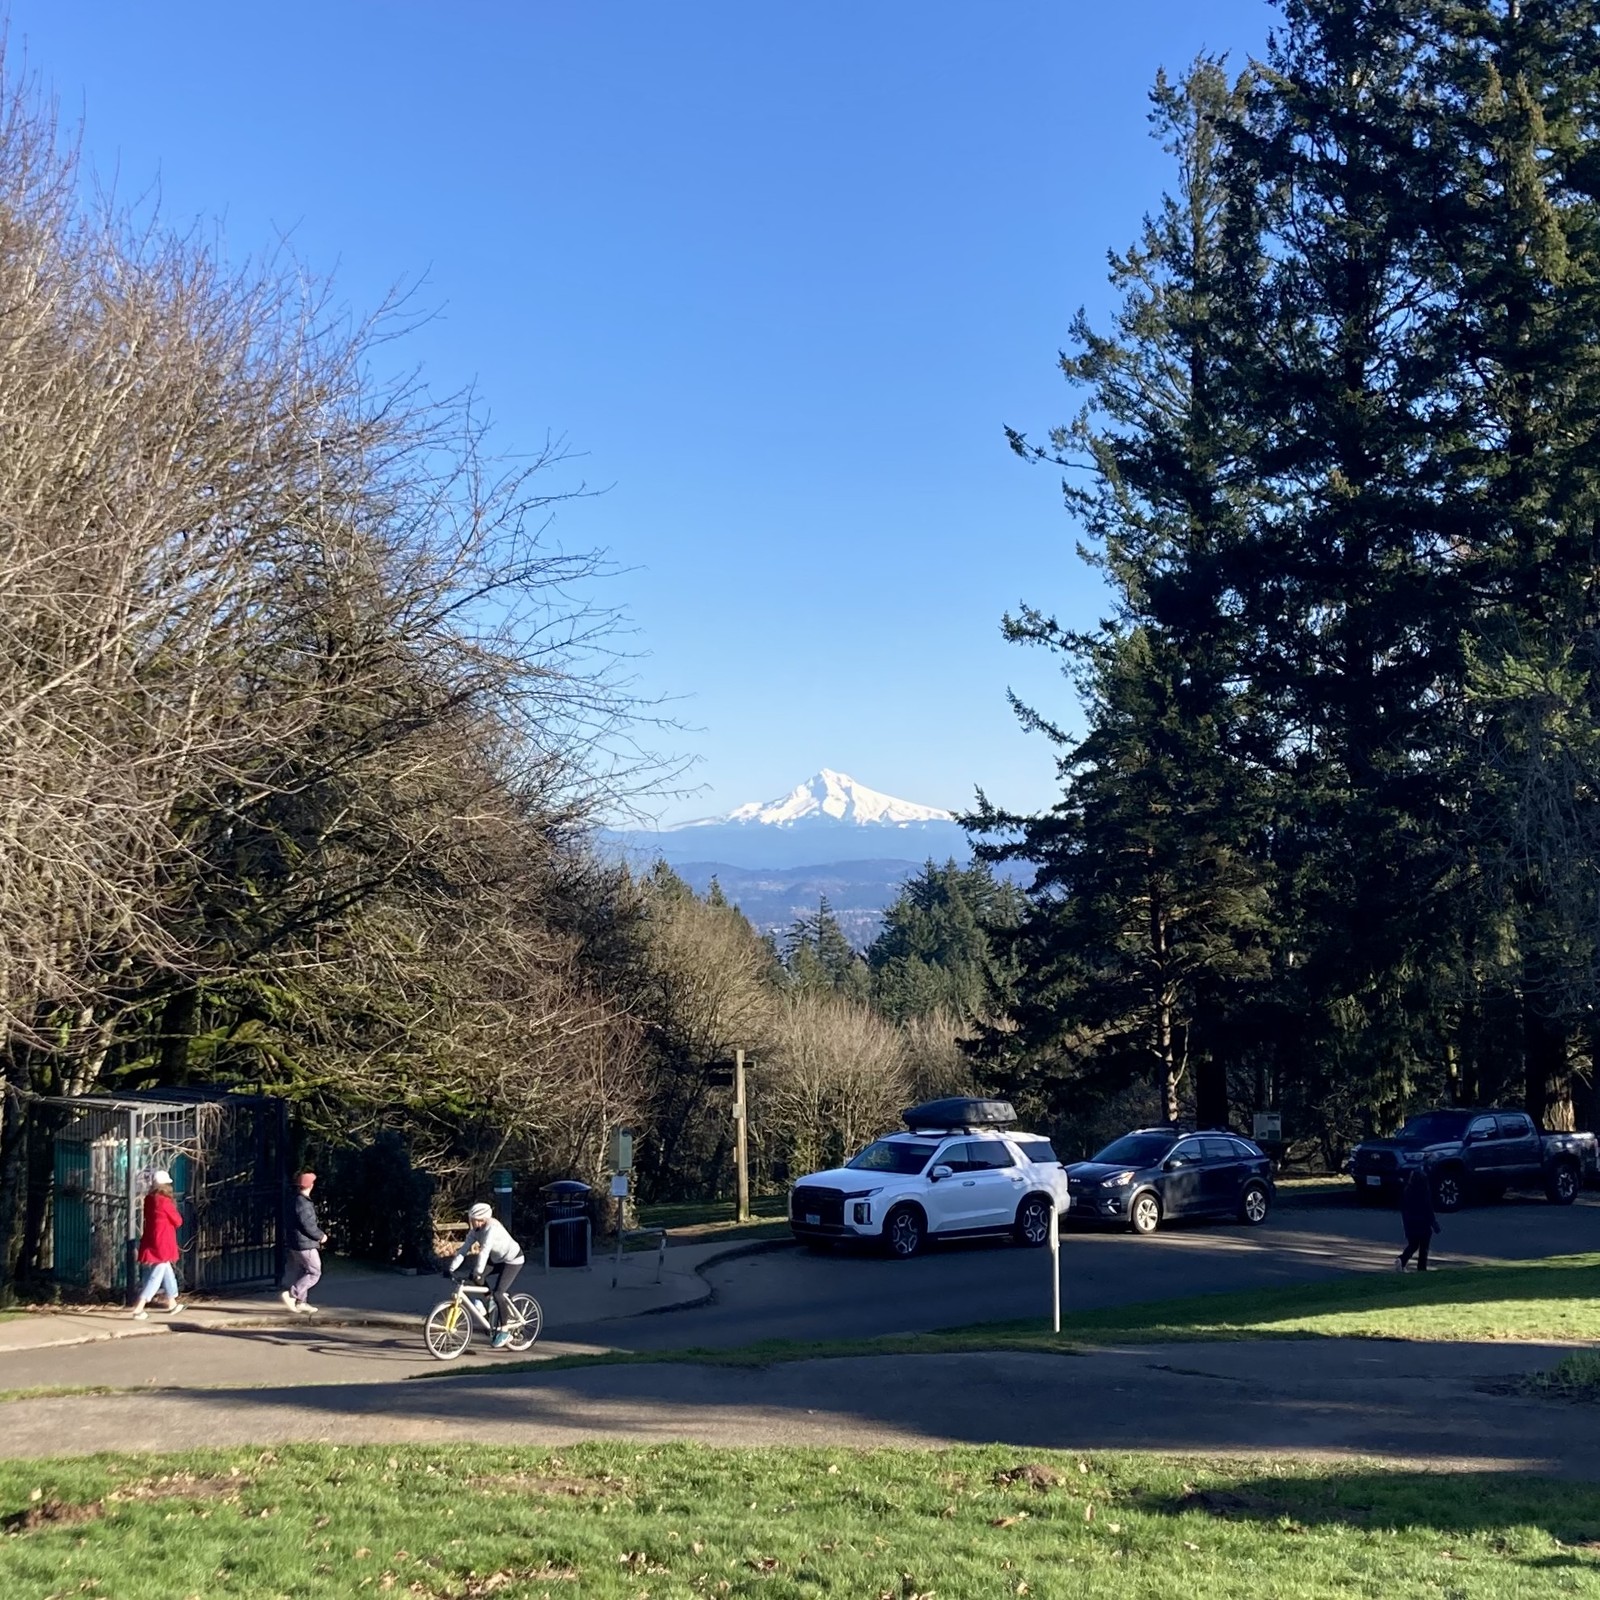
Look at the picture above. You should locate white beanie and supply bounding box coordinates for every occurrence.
[467,1202,492,1222]
[151,1169,173,1188]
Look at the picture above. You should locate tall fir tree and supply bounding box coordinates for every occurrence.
[866,859,1024,1024]
[975,58,1272,1128]
[1427,0,1600,1123]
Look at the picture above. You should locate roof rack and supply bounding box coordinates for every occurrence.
[901,1097,1017,1133]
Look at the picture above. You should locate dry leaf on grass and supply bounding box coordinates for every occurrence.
[993,1464,1060,1491]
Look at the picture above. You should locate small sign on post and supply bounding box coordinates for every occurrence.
[1252,1111,1282,1144]
[608,1128,633,1173]
[609,1173,629,1198]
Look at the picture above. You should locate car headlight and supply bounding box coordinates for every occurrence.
[1099,1170,1136,1188]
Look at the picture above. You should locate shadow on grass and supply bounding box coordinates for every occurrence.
[1127,1466,1600,1556]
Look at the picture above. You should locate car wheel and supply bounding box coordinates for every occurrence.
[1014,1194,1053,1248]
[883,1205,925,1259]
[1129,1191,1161,1235]
[1239,1182,1270,1226]
[1432,1169,1464,1213]
[1546,1160,1580,1205]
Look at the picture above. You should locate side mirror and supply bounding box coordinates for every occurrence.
[929,1164,953,1182]
[1164,1157,1186,1171]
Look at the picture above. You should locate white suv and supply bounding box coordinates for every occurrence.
[788,1098,1070,1259]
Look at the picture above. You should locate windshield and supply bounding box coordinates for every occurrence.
[847,1140,938,1175]
[1396,1111,1472,1143]
[1091,1133,1176,1167]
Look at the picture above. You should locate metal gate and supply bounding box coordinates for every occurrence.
[175,1091,289,1290]
[42,1091,288,1295]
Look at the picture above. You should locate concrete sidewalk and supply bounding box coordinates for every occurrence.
[0,1238,794,1356]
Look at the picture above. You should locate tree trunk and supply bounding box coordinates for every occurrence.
[1195,1054,1228,1131]
[1523,1000,1572,1130]
[157,985,199,1084]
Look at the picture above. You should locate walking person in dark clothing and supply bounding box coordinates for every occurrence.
[281,1171,327,1314]
[1397,1165,1439,1271]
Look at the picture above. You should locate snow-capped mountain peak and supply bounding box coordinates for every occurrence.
[684,770,954,830]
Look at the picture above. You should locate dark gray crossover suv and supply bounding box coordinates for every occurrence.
[1065,1127,1275,1235]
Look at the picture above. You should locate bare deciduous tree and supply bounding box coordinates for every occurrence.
[753,992,909,1179]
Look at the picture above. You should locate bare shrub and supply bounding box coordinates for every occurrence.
[900,1008,975,1103]
[753,991,910,1178]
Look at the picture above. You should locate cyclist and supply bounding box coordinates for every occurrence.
[446,1201,526,1349]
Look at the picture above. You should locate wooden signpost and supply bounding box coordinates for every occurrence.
[708,1051,751,1223]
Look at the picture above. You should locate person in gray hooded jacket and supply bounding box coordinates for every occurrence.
[281,1171,327,1313]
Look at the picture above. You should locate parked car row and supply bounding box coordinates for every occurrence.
[787,1098,1276,1256]
[787,1097,1599,1258]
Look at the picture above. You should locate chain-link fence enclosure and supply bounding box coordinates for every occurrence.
[39,1090,288,1295]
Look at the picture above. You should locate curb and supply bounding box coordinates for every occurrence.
[174,1311,419,1335]
[637,1236,799,1318]
[1273,1188,1357,1211]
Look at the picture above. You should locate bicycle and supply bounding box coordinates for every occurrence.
[424,1275,543,1361]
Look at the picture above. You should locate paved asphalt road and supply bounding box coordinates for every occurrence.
[2,1194,1595,1398]
[560,1191,1600,1353]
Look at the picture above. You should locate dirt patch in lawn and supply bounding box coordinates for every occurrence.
[4,1468,249,1537]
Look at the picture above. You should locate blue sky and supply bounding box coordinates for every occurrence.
[24,1,1275,823]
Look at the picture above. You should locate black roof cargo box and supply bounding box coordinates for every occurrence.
[901,1097,1017,1132]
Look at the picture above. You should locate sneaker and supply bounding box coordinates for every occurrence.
[1395,1254,1406,1271]
[297,1302,317,1315]
[130,1308,148,1320]
[163,1302,184,1315]
[279,1290,297,1312]
[490,1331,510,1350]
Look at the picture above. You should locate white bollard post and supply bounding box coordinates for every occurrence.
[1049,1201,1061,1334]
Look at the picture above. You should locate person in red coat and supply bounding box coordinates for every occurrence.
[130,1169,184,1319]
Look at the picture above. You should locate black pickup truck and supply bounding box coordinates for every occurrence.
[1349,1108,1598,1212]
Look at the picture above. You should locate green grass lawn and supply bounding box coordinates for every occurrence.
[637,1199,792,1245]
[1018,1249,1600,1346]
[1,1443,1596,1599]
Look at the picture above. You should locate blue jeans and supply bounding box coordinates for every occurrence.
[138,1261,178,1303]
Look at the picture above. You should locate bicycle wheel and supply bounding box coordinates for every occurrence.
[424,1298,472,1361]
[504,1293,543,1352]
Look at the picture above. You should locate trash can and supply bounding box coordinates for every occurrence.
[542,1179,592,1270]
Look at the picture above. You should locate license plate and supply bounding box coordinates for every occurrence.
[805,1213,820,1225]
[1364,1176,1380,1187]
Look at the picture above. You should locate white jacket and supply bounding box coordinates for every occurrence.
[449,1218,524,1273]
